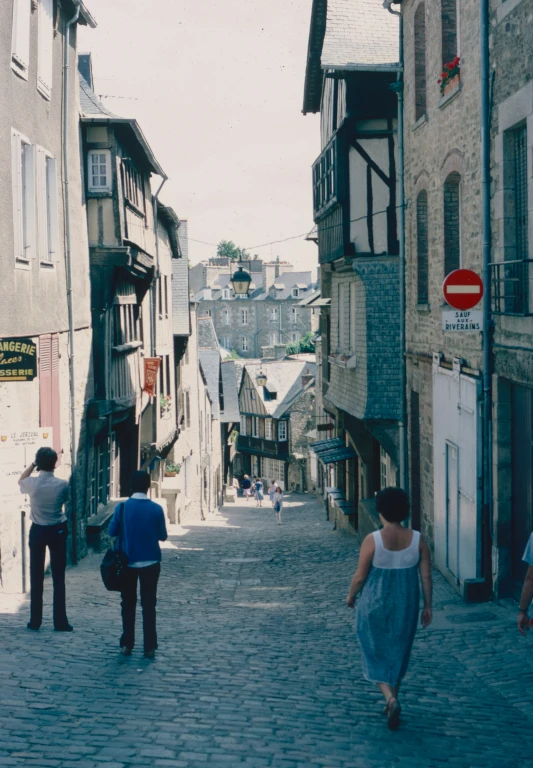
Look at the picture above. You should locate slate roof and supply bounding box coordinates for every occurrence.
[310,437,357,464]
[240,360,316,419]
[79,73,166,178]
[254,272,316,301]
[172,225,191,336]
[303,0,400,114]
[197,316,219,349]
[220,360,241,424]
[198,349,222,419]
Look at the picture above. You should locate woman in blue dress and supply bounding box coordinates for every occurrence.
[346,487,433,730]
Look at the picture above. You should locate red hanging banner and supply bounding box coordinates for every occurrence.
[143,357,161,397]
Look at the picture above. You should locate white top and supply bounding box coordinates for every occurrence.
[128,492,158,569]
[19,472,69,526]
[523,533,533,566]
[372,530,420,570]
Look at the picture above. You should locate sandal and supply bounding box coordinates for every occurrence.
[387,697,401,731]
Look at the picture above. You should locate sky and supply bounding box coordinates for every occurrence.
[79,0,320,273]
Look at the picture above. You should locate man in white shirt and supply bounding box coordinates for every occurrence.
[18,447,72,632]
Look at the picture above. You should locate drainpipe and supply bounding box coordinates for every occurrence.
[384,1,408,493]
[480,0,493,595]
[63,0,81,563]
[150,178,167,469]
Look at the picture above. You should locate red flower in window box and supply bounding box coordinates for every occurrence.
[439,56,460,96]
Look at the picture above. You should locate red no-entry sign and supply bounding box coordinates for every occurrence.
[442,269,484,311]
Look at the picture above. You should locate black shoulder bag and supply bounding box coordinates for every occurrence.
[100,503,129,591]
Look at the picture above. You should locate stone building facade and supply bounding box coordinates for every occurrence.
[487,0,533,597]
[0,1,96,591]
[192,258,316,358]
[402,0,486,596]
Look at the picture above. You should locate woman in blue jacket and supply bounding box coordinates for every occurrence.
[108,471,168,658]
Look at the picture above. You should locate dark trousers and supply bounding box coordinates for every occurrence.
[120,563,160,651]
[29,522,69,629]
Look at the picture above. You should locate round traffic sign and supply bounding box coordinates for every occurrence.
[442,269,484,311]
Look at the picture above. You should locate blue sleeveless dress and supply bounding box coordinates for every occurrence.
[356,530,420,686]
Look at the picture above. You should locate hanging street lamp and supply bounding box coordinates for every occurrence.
[230,263,252,297]
[256,370,267,387]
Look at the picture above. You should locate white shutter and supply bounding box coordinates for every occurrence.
[37,0,53,99]
[22,143,36,261]
[11,0,31,75]
[265,418,272,440]
[46,156,59,261]
[240,416,247,436]
[11,130,23,261]
[36,146,48,262]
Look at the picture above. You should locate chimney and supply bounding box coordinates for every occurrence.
[262,263,277,292]
[78,53,94,89]
[301,368,314,388]
[261,345,275,360]
[273,343,286,361]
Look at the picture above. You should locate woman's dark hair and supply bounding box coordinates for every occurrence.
[376,486,409,523]
[35,447,57,472]
[131,470,151,494]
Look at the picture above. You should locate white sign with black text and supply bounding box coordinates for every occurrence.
[442,310,483,332]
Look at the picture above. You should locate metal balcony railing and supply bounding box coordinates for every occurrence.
[490,259,533,316]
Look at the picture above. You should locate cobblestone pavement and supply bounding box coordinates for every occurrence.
[1,494,533,768]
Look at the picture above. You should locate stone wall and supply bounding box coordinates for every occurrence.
[197,299,313,358]
[287,387,316,492]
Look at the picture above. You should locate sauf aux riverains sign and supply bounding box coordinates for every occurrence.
[0,338,37,382]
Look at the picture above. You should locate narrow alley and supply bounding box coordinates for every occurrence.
[0,496,531,768]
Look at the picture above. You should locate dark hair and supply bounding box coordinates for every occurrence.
[35,447,57,472]
[131,471,151,494]
[376,486,409,523]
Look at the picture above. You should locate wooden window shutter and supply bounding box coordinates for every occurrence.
[51,334,61,456]
[39,334,61,458]
[39,334,52,430]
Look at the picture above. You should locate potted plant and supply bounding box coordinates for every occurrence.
[160,393,172,418]
[164,461,181,477]
[438,56,460,97]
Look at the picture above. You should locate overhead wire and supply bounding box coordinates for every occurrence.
[186,202,409,252]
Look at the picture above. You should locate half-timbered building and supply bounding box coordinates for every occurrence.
[79,57,178,530]
[303,0,401,534]
[237,360,315,490]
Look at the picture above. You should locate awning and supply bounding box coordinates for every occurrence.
[311,437,357,464]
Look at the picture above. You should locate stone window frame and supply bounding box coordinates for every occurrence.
[441,150,465,279]
[493,0,524,24]
[414,170,431,311]
[493,82,533,312]
[441,0,460,67]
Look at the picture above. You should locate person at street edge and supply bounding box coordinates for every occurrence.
[517,532,533,635]
[254,476,264,507]
[108,471,168,659]
[273,486,283,525]
[241,474,252,502]
[268,480,277,506]
[18,447,72,632]
[346,487,433,730]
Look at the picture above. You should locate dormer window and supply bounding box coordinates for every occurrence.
[292,287,300,298]
[222,288,231,299]
[88,150,112,193]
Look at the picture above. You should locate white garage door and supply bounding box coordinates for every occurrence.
[433,358,481,587]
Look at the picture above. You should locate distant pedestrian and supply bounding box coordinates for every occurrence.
[18,447,72,632]
[273,487,283,525]
[346,487,433,730]
[517,533,533,635]
[241,474,252,502]
[268,480,277,506]
[108,471,168,659]
[254,477,264,507]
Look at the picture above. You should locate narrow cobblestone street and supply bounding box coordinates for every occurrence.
[1,495,532,768]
